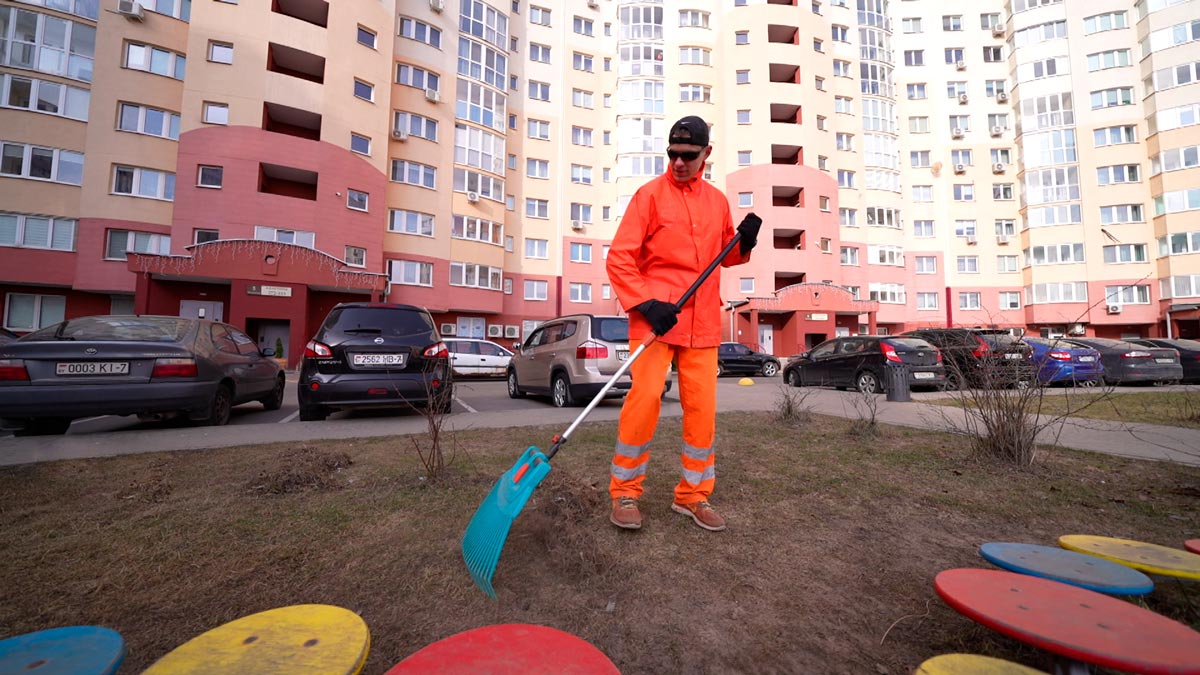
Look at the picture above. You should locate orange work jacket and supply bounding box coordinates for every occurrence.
[606,171,750,348]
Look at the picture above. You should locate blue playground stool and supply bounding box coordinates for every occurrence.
[0,626,125,675]
[980,542,1154,595]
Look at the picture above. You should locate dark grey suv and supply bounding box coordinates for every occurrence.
[297,302,452,421]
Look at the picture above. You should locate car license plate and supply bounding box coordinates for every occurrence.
[353,353,406,366]
[617,350,629,361]
[1155,358,1174,364]
[1078,356,1095,362]
[913,371,934,379]
[56,361,129,375]
[1004,353,1022,359]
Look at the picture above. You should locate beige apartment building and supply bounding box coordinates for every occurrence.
[1,0,1197,362]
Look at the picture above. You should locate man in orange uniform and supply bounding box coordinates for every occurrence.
[605,115,761,532]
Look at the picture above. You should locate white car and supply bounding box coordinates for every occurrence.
[444,338,514,377]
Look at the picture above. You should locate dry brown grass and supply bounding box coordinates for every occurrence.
[1,413,1197,674]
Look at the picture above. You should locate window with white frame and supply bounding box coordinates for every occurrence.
[679,10,709,28]
[0,212,75,251]
[451,214,502,245]
[915,256,936,274]
[735,70,750,84]
[907,83,927,99]
[197,165,222,188]
[450,261,502,290]
[569,282,591,303]
[946,81,967,98]
[997,255,1019,272]
[912,185,933,202]
[529,5,551,26]
[1,74,90,121]
[1026,204,1083,228]
[572,52,593,72]
[391,160,436,188]
[396,64,441,92]
[124,42,186,80]
[910,150,931,168]
[1105,285,1149,305]
[400,17,442,48]
[0,142,83,185]
[994,220,1016,238]
[840,247,859,266]
[1091,87,1133,109]
[524,238,548,258]
[953,184,975,201]
[571,89,593,108]
[390,209,434,236]
[679,84,711,102]
[835,133,854,151]
[679,46,710,65]
[571,126,593,146]
[202,102,228,125]
[834,96,853,114]
[913,220,934,237]
[1088,49,1131,72]
[738,192,753,208]
[869,245,904,266]
[118,103,180,140]
[254,226,314,248]
[193,229,219,245]
[4,293,65,331]
[1155,188,1200,216]
[525,158,548,179]
[529,43,550,63]
[1027,243,1084,265]
[349,133,370,155]
[1100,204,1143,224]
[955,220,977,237]
[840,208,857,227]
[866,207,900,228]
[574,16,593,36]
[738,151,752,165]
[569,242,591,263]
[1084,11,1127,34]
[993,184,1014,200]
[1013,20,1066,48]
[944,47,964,63]
[735,31,749,45]
[111,165,174,200]
[353,79,375,102]
[207,41,232,64]
[601,283,610,299]
[1104,243,1147,263]
[837,170,855,188]
[1094,125,1136,147]
[389,260,433,287]
[957,256,979,273]
[1021,93,1074,132]
[988,114,1009,130]
[525,199,548,218]
[570,164,592,184]
[1097,165,1140,185]
[527,119,549,140]
[454,80,505,131]
[1149,103,1199,135]
[917,292,939,310]
[357,26,377,49]
[909,117,929,133]
[528,80,550,101]
[346,189,368,211]
[344,246,366,267]
[997,292,1020,310]
[833,60,852,77]
[1151,145,1200,174]
[902,17,922,33]
[394,111,438,140]
[104,229,170,260]
[959,292,981,310]
[524,279,548,300]
[570,203,592,222]
[869,283,906,304]
[454,168,504,200]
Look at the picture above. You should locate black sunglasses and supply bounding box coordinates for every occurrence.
[667,149,702,161]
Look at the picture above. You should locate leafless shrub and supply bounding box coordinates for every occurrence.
[403,357,459,483]
[776,384,815,426]
[847,387,880,439]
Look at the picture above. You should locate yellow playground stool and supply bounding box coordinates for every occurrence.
[1059,534,1200,580]
[916,654,1047,674]
[140,604,369,675]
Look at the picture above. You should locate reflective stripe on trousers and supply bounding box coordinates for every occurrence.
[609,339,717,504]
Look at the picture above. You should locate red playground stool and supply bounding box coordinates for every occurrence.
[385,624,619,675]
[1185,539,1200,555]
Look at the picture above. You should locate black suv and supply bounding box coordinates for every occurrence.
[899,328,1032,389]
[782,336,945,393]
[297,302,452,421]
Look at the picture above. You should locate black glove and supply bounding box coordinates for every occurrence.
[635,299,680,336]
[737,212,762,256]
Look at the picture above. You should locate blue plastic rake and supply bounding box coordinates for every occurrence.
[461,232,743,598]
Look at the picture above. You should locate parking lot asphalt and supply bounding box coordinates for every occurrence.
[2,377,1199,467]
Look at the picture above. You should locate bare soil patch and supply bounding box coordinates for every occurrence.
[1,413,1196,674]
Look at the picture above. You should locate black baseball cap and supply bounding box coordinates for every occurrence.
[668,115,710,147]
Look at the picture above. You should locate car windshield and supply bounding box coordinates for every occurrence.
[1165,339,1200,351]
[1072,338,1139,349]
[24,316,191,342]
[976,333,1021,348]
[325,307,434,337]
[594,317,628,343]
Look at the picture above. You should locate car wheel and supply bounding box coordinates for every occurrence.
[298,405,328,422]
[200,384,233,426]
[942,373,963,392]
[716,362,726,377]
[552,373,575,408]
[761,361,779,377]
[260,375,286,411]
[785,369,801,387]
[431,393,453,415]
[856,370,882,394]
[14,417,72,437]
[507,370,525,398]
[1078,378,1100,388]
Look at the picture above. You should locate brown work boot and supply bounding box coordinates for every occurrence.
[671,500,726,532]
[610,496,642,530]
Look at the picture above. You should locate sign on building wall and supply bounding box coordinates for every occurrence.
[247,285,293,297]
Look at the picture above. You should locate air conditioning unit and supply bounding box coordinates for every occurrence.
[571,220,585,231]
[990,125,1004,137]
[996,92,1009,103]
[992,162,1007,174]
[1068,323,1086,335]
[440,323,456,335]
[391,128,408,141]
[958,93,970,104]
[466,191,480,203]
[587,0,599,7]
[966,234,978,244]
[992,24,1006,37]
[951,127,965,139]
[956,60,967,71]
[117,0,145,20]
[504,325,520,338]
[424,88,440,103]
[997,234,1010,244]
[487,324,503,338]
[1107,304,1122,314]
[953,163,967,174]
[429,0,444,12]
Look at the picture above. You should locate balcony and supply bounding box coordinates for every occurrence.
[771,144,804,166]
[767,24,799,45]
[769,63,801,84]
[267,43,325,84]
[263,102,321,141]
[259,163,317,201]
[272,0,328,27]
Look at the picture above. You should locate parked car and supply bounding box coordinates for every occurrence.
[1128,338,1200,383]
[1060,337,1183,385]
[0,315,285,436]
[444,338,513,377]
[506,314,672,407]
[717,342,781,377]
[1022,336,1104,386]
[782,336,945,393]
[899,328,1032,389]
[297,302,452,421]
[0,327,17,347]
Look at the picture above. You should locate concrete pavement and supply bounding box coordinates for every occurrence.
[1,380,1198,467]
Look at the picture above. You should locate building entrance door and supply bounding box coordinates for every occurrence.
[180,300,224,322]
[758,324,774,355]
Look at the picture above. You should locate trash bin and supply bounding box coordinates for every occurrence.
[885,363,911,402]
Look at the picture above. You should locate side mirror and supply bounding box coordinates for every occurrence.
[261,348,275,357]
[512,342,521,352]
[800,351,810,359]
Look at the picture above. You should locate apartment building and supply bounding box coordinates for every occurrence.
[1,0,1196,365]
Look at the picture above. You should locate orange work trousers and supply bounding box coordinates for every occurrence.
[609,339,717,505]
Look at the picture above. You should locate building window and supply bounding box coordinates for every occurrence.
[528,119,550,140]
[837,170,855,188]
[524,279,548,300]
[680,10,709,28]
[957,256,980,273]
[915,256,936,274]
[357,26,377,48]
[529,43,551,63]
[739,277,755,293]
[529,80,550,101]
[833,60,851,77]
[346,189,368,211]
[390,209,434,236]
[193,229,219,244]
[4,293,65,331]
[1083,11,1127,34]
[569,242,592,263]
[910,151,931,167]
[125,42,186,80]
[1103,243,1148,263]
[945,48,964,63]
[997,255,1018,273]
[904,50,924,66]
[999,292,1020,310]
[391,160,437,188]
[819,196,830,211]
[993,184,1013,200]
[1091,87,1134,109]
[117,103,180,140]
[982,46,1002,62]
[913,220,934,237]
[396,64,440,92]
[197,165,222,188]
[954,220,976,237]
[255,225,315,247]
[1105,285,1149,305]
[452,215,503,245]
[399,17,443,48]
[907,83,927,99]
[525,198,549,219]
[959,292,981,310]
[569,203,592,223]
[0,212,76,251]
[345,246,366,267]
[105,229,170,260]
[840,247,859,266]
[450,262,502,291]
[902,17,922,33]
[735,31,749,45]
[917,293,939,310]
[840,208,857,226]
[569,282,591,303]
[529,6,551,26]
[943,15,962,31]
[353,79,374,102]
[202,102,229,125]
[738,192,753,208]
[390,260,433,287]
[350,133,371,155]
[0,142,84,185]
[574,16,594,36]
[207,41,233,64]
[953,184,975,201]
[112,165,175,200]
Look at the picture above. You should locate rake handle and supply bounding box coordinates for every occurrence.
[544,231,743,461]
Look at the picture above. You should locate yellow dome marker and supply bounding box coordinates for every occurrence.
[738,377,754,386]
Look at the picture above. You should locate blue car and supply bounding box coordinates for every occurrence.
[1023,337,1104,386]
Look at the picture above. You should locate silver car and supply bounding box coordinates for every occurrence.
[506,314,671,407]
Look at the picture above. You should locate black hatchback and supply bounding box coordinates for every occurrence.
[1128,338,1200,383]
[297,302,452,421]
[782,336,945,393]
[900,328,1032,389]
